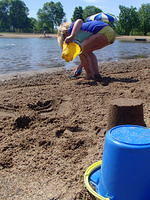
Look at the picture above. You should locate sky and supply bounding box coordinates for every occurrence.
[23,0,150,21]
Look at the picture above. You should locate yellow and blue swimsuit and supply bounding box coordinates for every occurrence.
[68,20,115,44]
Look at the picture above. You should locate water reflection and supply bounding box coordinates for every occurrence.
[0,38,150,75]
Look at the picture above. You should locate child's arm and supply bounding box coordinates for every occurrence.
[65,19,83,43]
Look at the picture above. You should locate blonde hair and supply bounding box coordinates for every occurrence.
[57,22,71,48]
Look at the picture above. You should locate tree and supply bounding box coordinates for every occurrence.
[139,4,150,35]
[37,1,65,33]
[0,0,30,32]
[9,0,29,32]
[26,17,37,33]
[118,5,139,35]
[71,6,83,22]
[83,6,102,20]
[0,0,10,31]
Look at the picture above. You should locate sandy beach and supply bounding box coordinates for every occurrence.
[117,35,150,42]
[1,32,150,42]
[0,57,150,200]
[0,32,57,38]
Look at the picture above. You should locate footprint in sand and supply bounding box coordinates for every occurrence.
[27,100,53,112]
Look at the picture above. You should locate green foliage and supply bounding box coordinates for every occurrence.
[83,6,102,20]
[37,1,65,33]
[71,6,83,22]
[139,4,150,35]
[118,5,139,35]
[26,17,37,33]
[130,29,145,36]
[0,0,32,32]
[9,0,29,32]
[0,0,149,35]
[0,0,11,31]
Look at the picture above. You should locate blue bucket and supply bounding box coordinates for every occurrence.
[87,125,150,200]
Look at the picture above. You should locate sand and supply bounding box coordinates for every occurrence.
[0,58,150,200]
[0,33,57,38]
[116,35,150,42]
[1,33,150,42]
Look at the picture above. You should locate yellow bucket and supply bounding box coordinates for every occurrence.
[84,161,110,200]
[62,42,82,62]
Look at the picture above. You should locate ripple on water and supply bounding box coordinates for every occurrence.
[0,38,150,75]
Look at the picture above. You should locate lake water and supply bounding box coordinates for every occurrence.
[0,38,150,75]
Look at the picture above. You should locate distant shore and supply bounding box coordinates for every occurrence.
[117,35,150,42]
[0,32,150,42]
[0,32,57,38]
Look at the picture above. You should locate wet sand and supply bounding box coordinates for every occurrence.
[0,58,150,200]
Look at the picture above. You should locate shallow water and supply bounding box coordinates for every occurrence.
[0,38,150,75]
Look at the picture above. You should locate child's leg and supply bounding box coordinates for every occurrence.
[88,52,99,75]
[80,33,109,80]
[79,53,95,79]
[87,52,103,81]
[73,64,82,76]
[76,64,82,71]
[81,33,109,54]
[76,34,109,79]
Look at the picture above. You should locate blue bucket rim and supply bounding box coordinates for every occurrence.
[107,125,150,146]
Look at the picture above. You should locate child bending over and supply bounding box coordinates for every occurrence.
[57,19,115,82]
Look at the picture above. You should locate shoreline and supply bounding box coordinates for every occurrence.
[0,32,150,42]
[0,57,150,82]
[0,66,64,82]
[0,32,57,38]
[117,35,150,42]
